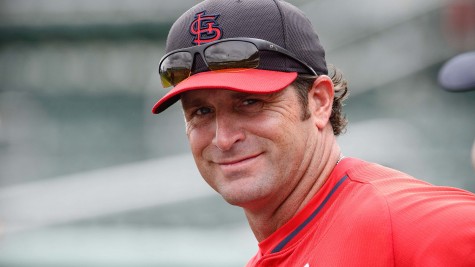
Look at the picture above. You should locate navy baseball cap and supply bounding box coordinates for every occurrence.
[152,0,327,114]
[438,51,475,92]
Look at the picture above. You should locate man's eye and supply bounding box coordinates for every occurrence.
[243,99,259,106]
[238,98,264,113]
[195,107,212,115]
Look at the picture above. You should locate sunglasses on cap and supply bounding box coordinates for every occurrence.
[158,37,317,88]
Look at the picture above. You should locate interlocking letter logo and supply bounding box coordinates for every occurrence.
[190,11,222,45]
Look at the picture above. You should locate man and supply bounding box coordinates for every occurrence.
[152,0,475,266]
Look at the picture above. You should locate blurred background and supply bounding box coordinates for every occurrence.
[0,0,474,266]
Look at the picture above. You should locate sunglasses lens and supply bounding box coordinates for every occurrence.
[159,51,193,87]
[159,41,261,87]
[205,41,259,70]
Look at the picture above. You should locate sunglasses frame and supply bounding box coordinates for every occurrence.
[158,37,317,87]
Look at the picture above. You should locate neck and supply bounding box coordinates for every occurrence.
[244,130,341,242]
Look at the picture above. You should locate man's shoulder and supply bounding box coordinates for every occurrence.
[345,158,475,264]
[342,158,475,205]
[344,158,422,184]
[342,157,475,238]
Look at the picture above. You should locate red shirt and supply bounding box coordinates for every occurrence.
[246,158,475,267]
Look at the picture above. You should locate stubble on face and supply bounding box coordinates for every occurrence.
[182,87,317,210]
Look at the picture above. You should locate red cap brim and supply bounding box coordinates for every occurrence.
[152,69,298,114]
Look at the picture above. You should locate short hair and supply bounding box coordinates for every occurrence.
[291,65,349,136]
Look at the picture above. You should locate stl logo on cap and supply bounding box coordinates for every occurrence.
[189,11,222,45]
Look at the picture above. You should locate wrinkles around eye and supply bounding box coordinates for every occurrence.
[236,98,265,113]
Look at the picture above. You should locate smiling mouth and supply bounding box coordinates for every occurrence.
[218,153,262,166]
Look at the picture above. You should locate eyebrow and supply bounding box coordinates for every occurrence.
[230,90,283,100]
[181,97,203,110]
[181,89,284,108]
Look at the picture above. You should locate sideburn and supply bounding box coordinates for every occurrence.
[291,76,314,121]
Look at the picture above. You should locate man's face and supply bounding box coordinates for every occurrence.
[181,86,320,211]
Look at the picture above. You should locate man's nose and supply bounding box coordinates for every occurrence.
[212,113,245,151]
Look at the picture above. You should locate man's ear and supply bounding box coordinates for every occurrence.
[308,75,334,130]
